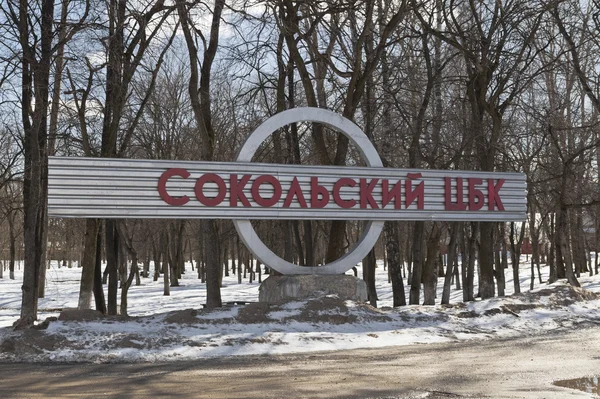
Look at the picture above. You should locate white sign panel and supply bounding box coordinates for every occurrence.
[48,157,526,222]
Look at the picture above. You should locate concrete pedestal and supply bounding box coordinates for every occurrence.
[258,275,367,303]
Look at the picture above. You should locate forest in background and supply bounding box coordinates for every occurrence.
[0,0,599,328]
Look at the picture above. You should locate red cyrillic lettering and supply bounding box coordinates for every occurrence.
[251,175,282,207]
[311,177,330,208]
[488,179,505,211]
[230,174,252,207]
[405,173,424,209]
[158,168,190,206]
[283,177,308,208]
[195,173,226,206]
[381,179,401,209]
[444,177,467,211]
[360,178,379,209]
[468,178,484,211]
[333,178,357,209]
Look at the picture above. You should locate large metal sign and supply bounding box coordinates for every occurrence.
[48,108,526,274]
[48,158,525,221]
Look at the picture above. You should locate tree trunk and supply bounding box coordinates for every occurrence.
[453,256,461,291]
[236,236,242,284]
[78,219,99,309]
[460,227,469,301]
[557,205,580,287]
[231,238,237,276]
[153,242,160,282]
[556,210,567,280]
[548,214,557,283]
[466,222,478,302]
[203,220,222,307]
[385,221,406,307]
[143,256,150,279]
[573,210,587,275]
[293,221,305,265]
[8,211,16,280]
[423,222,441,305]
[120,258,137,317]
[362,248,378,307]
[163,231,170,296]
[93,224,106,314]
[409,222,425,304]
[168,222,181,287]
[501,226,508,273]
[510,222,525,294]
[494,224,505,297]
[38,238,47,298]
[442,224,458,304]
[117,222,139,317]
[16,0,55,329]
[257,259,262,284]
[303,221,314,266]
[105,221,119,315]
[478,223,495,299]
[223,240,229,277]
[118,241,126,289]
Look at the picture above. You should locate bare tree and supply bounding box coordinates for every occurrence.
[176,0,226,308]
[415,0,548,299]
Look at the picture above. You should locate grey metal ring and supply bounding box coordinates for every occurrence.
[233,107,384,275]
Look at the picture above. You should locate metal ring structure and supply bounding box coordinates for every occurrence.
[233,107,384,275]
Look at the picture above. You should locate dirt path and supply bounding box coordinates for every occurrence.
[1,326,599,399]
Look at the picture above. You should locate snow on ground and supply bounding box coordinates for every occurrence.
[1,258,600,363]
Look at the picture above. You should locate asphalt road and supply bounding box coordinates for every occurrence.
[1,326,599,399]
